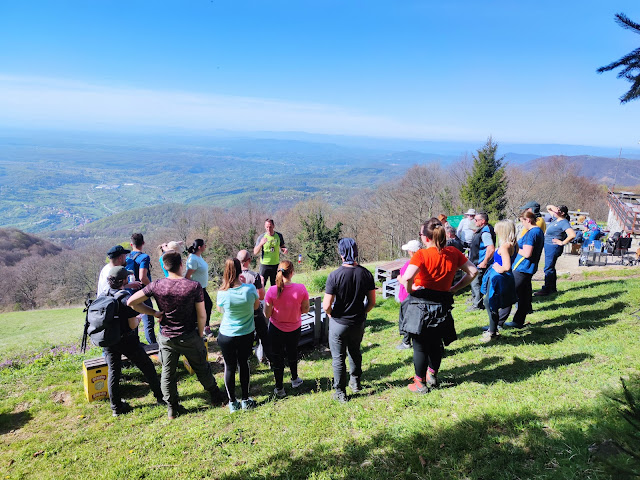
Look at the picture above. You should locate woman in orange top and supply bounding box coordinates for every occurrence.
[402,218,477,392]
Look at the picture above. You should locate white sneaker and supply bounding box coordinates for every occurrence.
[274,387,286,398]
[291,377,303,388]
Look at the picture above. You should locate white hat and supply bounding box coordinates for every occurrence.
[464,208,476,216]
[165,241,185,253]
[401,240,421,252]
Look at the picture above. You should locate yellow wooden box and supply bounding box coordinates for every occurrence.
[182,337,209,374]
[83,358,109,402]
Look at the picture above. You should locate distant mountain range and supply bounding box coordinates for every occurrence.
[1,128,639,233]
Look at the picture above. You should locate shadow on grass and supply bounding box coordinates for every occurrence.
[216,404,615,480]
[454,301,626,348]
[556,279,631,294]
[0,410,33,435]
[366,316,395,333]
[447,353,592,386]
[534,291,624,312]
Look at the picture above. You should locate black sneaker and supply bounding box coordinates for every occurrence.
[332,390,348,403]
[349,379,362,393]
[167,404,187,419]
[112,401,133,417]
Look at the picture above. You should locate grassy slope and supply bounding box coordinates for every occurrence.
[0,308,83,360]
[1,271,639,479]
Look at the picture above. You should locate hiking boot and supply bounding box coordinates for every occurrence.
[396,342,411,350]
[228,400,241,413]
[332,390,348,403]
[349,378,362,393]
[480,331,500,343]
[167,404,187,419]
[112,401,133,417]
[408,376,429,394]
[274,387,286,398]
[241,398,257,410]
[291,377,303,388]
[426,370,438,388]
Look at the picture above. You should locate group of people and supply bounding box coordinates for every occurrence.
[93,204,577,416]
[392,202,576,392]
[93,219,375,416]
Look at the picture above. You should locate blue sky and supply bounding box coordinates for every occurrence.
[0,1,639,148]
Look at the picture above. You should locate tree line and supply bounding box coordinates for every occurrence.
[0,139,608,312]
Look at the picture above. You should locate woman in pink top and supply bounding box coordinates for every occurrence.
[264,260,310,398]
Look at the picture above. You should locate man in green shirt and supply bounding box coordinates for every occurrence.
[253,219,287,287]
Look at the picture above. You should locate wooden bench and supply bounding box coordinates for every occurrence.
[382,278,399,300]
[375,258,407,283]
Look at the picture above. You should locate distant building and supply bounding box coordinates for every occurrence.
[607,190,640,234]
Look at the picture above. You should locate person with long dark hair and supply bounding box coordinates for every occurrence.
[535,205,575,296]
[264,260,309,398]
[185,239,213,337]
[216,258,260,412]
[401,218,477,393]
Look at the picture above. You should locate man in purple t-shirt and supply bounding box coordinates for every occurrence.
[128,251,224,419]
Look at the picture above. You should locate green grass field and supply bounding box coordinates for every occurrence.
[1,268,640,479]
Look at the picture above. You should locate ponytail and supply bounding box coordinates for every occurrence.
[422,218,446,252]
[187,238,205,254]
[275,260,293,298]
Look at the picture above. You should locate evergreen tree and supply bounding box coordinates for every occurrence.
[460,137,507,219]
[297,212,342,270]
[597,13,640,104]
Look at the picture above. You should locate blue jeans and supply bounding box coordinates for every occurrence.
[141,298,156,344]
[328,318,365,392]
[470,267,486,308]
[542,244,563,292]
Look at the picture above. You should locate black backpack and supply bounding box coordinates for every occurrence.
[81,290,127,351]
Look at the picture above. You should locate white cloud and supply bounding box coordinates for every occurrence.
[0,74,471,140]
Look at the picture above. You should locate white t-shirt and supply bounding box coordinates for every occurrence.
[97,263,111,297]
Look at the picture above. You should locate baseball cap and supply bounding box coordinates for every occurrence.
[108,266,130,281]
[402,240,421,252]
[107,245,130,258]
[520,201,541,213]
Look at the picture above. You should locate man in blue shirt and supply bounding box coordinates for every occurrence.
[467,212,495,311]
[126,233,156,344]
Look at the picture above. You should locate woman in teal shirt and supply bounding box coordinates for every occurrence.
[216,258,260,412]
[186,239,213,337]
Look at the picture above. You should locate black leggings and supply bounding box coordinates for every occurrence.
[203,289,213,327]
[410,324,445,378]
[217,332,254,401]
[268,323,301,389]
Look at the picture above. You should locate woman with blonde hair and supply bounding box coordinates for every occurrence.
[480,219,518,342]
[264,260,310,397]
[216,258,260,412]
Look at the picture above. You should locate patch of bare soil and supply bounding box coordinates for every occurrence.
[51,391,72,406]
